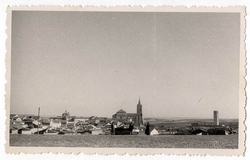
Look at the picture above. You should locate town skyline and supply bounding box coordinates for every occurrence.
[11,11,240,119]
[10,101,236,119]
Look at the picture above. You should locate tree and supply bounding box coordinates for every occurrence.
[28,124,34,129]
[111,122,114,135]
[145,122,150,135]
[129,122,134,135]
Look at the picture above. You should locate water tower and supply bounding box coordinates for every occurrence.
[213,110,219,126]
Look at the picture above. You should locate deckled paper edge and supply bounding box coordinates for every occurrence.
[4,5,247,156]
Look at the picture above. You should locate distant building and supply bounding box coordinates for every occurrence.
[60,120,68,128]
[23,118,34,125]
[41,118,50,127]
[88,116,100,125]
[74,117,88,123]
[208,128,229,135]
[67,122,76,129]
[112,98,143,125]
[13,117,22,121]
[90,129,103,135]
[62,110,70,119]
[99,117,108,123]
[213,110,219,126]
[191,129,208,135]
[50,119,61,128]
[10,114,18,120]
[150,128,159,135]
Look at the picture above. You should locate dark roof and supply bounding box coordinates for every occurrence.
[99,117,107,119]
[89,116,96,119]
[117,109,126,113]
[17,115,27,119]
[33,116,40,120]
[11,121,26,130]
[75,116,89,119]
[23,118,34,122]
[42,122,50,125]
[12,117,21,120]
[10,114,18,118]
[41,119,50,123]
[51,119,61,123]
[75,121,89,125]
[75,129,85,133]
[15,114,35,119]
[127,113,137,117]
[50,116,58,119]
[69,116,76,118]
[60,120,67,124]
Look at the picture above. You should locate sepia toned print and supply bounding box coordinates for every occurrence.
[5,6,246,155]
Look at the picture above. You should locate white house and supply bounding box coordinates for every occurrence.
[150,128,159,135]
[91,129,103,135]
[15,117,22,121]
[74,117,88,123]
[50,119,61,128]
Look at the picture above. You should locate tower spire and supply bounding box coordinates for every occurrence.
[137,96,143,125]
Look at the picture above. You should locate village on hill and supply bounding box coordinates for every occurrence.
[9,99,239,136]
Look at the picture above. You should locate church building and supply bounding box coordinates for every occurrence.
[112,98,143,125]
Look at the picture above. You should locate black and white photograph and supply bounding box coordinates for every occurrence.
[5,6,246,155]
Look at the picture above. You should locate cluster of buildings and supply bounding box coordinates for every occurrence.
[148,125,238,136]
[10,111,112,135]
[112,98,143,126]
[9,98,145,135]
[9,98,238,136]
[148,111,238,135]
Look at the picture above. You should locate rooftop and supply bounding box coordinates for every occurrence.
[117,109,126,113]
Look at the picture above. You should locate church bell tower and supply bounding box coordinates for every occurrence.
[137,98,143,124]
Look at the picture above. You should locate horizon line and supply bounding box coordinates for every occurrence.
[9,113,238,120]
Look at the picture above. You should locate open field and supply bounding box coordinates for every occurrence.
[10,134,238,149]
[145,118,238,126]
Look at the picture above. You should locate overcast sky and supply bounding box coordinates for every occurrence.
[10,11,240,119]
